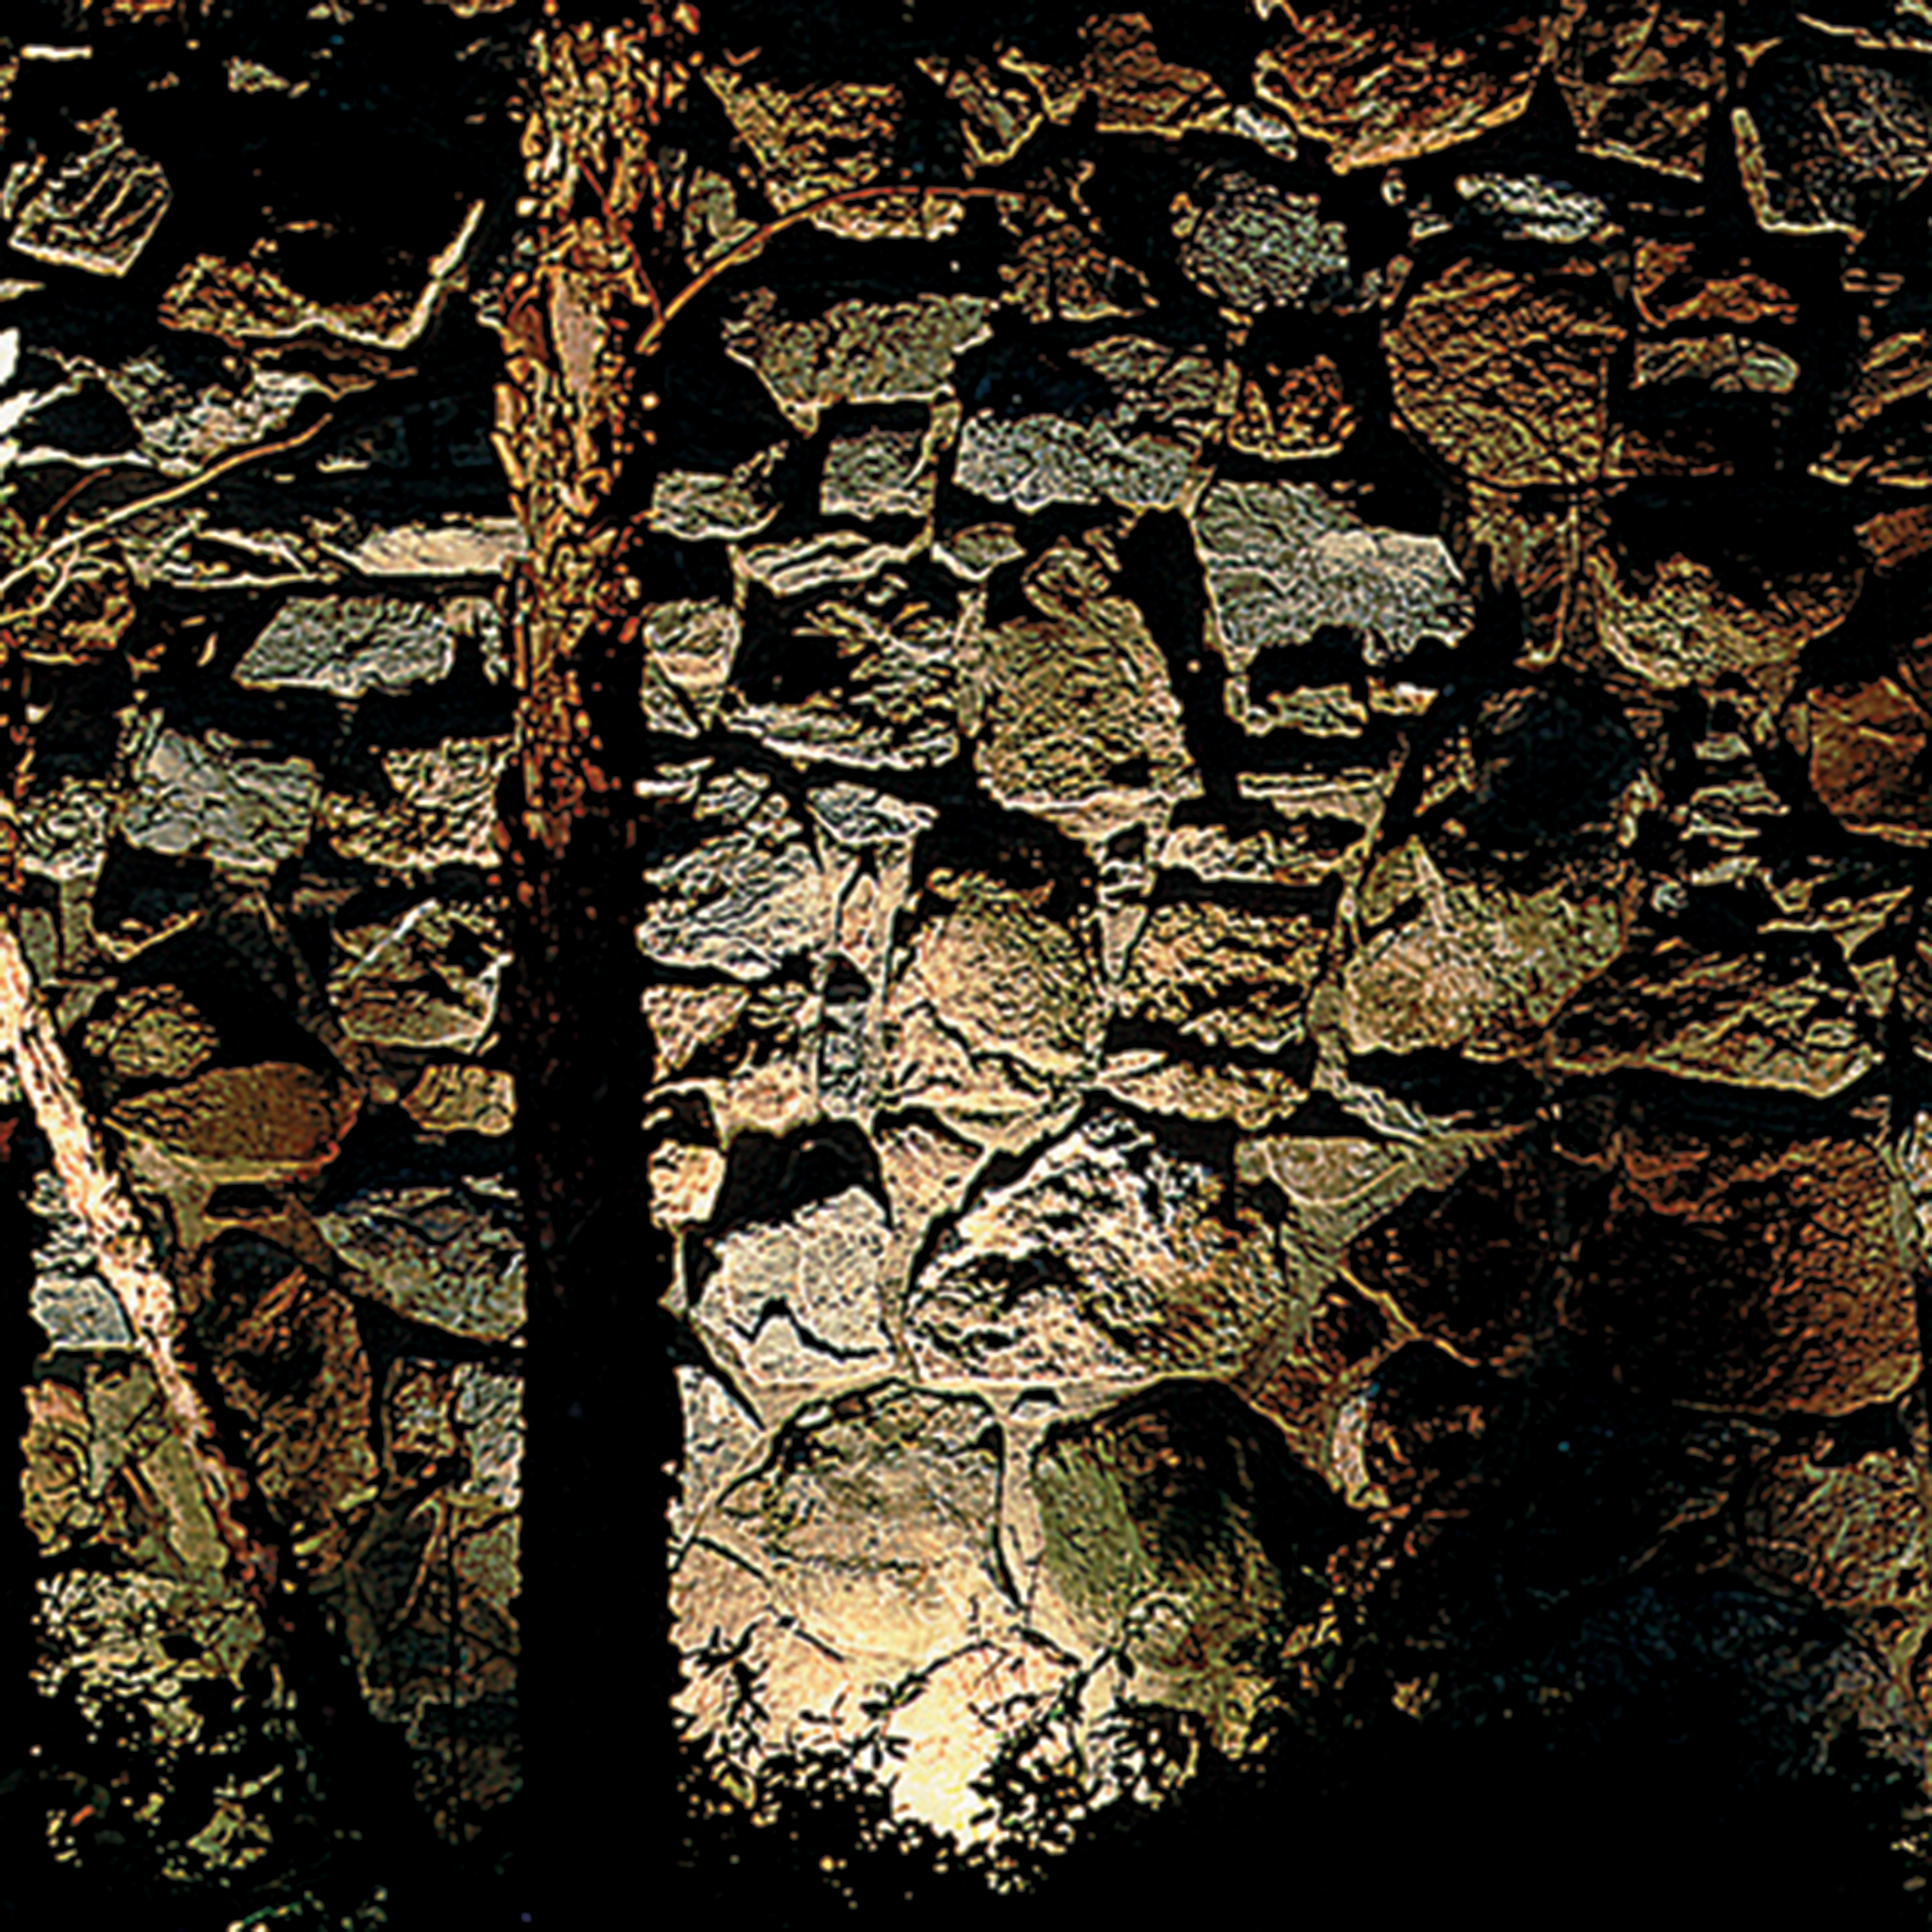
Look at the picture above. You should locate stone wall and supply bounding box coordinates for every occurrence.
[0,5,528,1920]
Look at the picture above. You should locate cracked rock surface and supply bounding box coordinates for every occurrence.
[628,1,1932,1909]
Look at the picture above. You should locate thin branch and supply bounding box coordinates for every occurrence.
[0,411,336,607]
[0,918,275,1600]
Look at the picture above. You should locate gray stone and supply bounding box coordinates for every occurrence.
[649,444,787,541]
[701,1381,1007,1664]
[453,1362,523,1509]
[122,727,319,871]
[1454,172,1612,244]
[29,1168,134,1351]
[335,519,527,578]
[1172,169,1354,313]
[328,898,508,1050]
[720,580,963,772]
[1067,335,1226,445]
[821,412,938,521]
[934,522,1026,581]
[1188,478,1471,674]
[641,600,739,734]
[807,783,936,849]
[908,1108,1285,1386]
[19,779,110,881]
[723,290,994,436]
[318,1176,525,1342]
[235,597,456,698]
[8,113,171,279]
[637,770,832,980]
[737,527,928,598]
[954,412,1193,513]
[670,1364,764,1542]
[106,354,331,477]
[321,736,512,874]
[695,1186,895,1385]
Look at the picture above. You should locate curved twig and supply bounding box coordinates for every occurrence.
[639,183,1012,359]
[0,919,276,1601]
[0,410,337,607]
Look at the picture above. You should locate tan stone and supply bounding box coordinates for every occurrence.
[109,1062,360,1182]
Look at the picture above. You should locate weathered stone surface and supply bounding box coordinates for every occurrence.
[1090,1052,1308,1132]
[1736,51,1932,241]
[193,1246,378,1582]
[1225,356,1355,461]
[1590,548,1855,710]
[909,1109,1285,1385]
[1119,895,1326,1054]
[915,54,1045,170]
[1740,1444,1932,1675]
[1011,13,1232,141]
[1238,1124,1487,1301]
[881,870,1104,1138]
[1341,836,1633,1058]
[234,598,457,698]
[1553,0,1722,181]
[1630,335,1801,396]
[821,408,943,521]
[157,199,483,351]
[1454,172,1611,244]
[328,898,508,1051]
[1549,929,1879,1098]
[1346,1141,1551,1371]
[121,728,321,872]
[20,778,112,881]
[1243,1277,1400,1495]
[693,1184,894,1386]
[637,771,832,980]
[737,527,929,598]
[954,412,1192,514]
[640,599,739,736]
[1804,666,1932,843]
[401,1063,516,1138]
[80,982,220,1088]
[1341,683,1648,1057]
[1188,478,1471,681]
[1575,1111,1920,1416]
[109,1062,360,1181]
[8,111,171,276]
[1386,258,1625,488]
[316,1176,525,1341]
[996,189,1154,325]
[670,1363,764,1544]
[321,736,513,874]
[336,518,526,577]
[1032,1382,1341,1755]
[975,537,1197,839]
[723,291,992,437]
[1171,169,1355,314]
[1632,239,1798,330]
[28,1166,134,1351]
[648,445,787,542]
[1818,331,1932,488]
[106,352,332,475]
[703,72,903,230]
[688,1381,1007,1667]
[1253,5,1546,172]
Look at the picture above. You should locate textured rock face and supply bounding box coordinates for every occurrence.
[12,0,1932,1918]
[631,1,1932,1906]
[0,8,528,1910]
